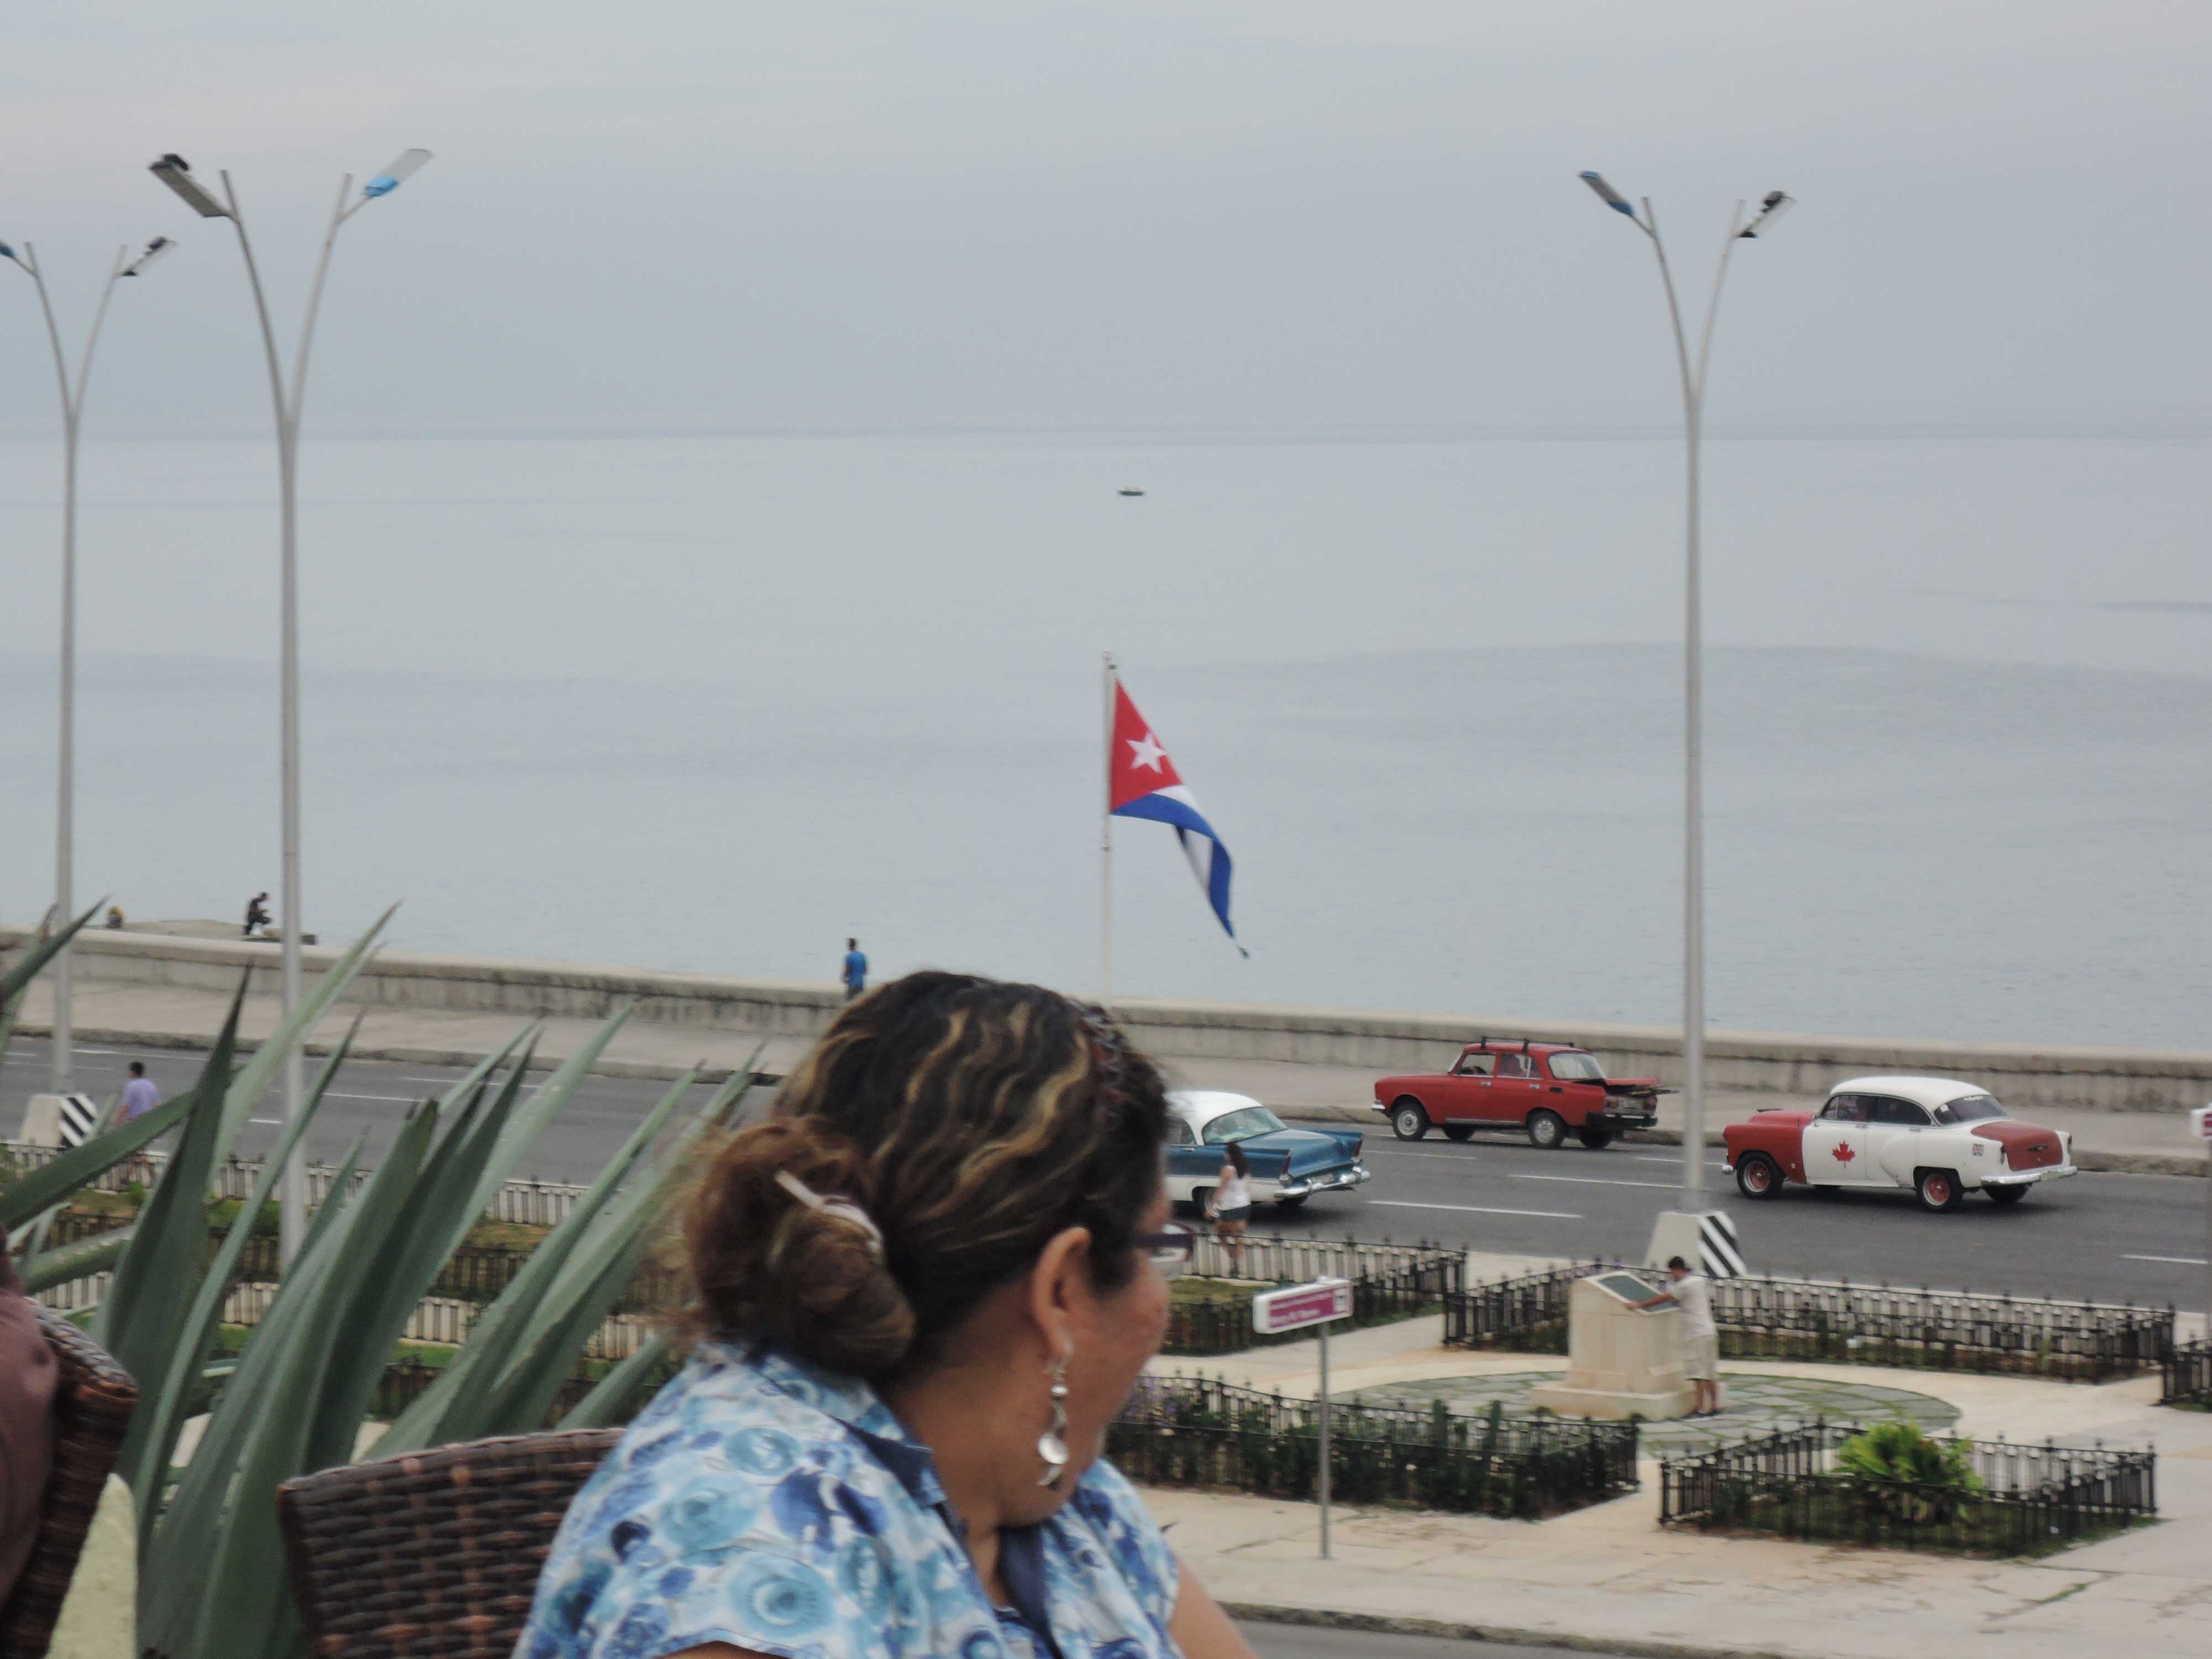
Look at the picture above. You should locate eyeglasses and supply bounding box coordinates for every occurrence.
[1133,1222,1197,1278]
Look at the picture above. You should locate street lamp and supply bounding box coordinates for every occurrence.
[149,148,431,1265]
[3,232,176,1096]
[1577,170,1795,1222]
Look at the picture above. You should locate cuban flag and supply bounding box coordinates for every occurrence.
[1109,679,1245,953]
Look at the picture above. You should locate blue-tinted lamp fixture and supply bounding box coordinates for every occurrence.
[1579,171,1637,217]
[363,149,433,200]
[121,236,175,276]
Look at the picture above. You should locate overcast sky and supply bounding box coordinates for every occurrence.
[2,0,2208,438]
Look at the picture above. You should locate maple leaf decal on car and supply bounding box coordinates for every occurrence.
[1832,1142,1856,1164]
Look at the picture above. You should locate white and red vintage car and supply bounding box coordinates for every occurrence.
[1723,1076,2077,1212]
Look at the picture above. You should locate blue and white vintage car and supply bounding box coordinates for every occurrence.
[1164,1090,1372,1213]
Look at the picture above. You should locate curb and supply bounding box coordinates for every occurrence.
[12,1021,758,1087]
[1225,1603,1794,1659]
[1275,1108,2206,1178]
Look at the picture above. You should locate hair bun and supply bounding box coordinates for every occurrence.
[683,1119,917,1378]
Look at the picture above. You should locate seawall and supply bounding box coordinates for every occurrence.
[6,924,2208,1114]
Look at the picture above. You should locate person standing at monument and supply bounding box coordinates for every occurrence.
[1641,1256,1721,1417]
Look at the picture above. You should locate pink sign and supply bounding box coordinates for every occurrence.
[1252,1278,1353,1334]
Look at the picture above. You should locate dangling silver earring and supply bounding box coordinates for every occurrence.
[1035,1350,1072,1488]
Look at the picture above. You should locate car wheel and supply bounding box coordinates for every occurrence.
[1735,1152,1783,1200]
[1576,1129,1616,1150]
[1527,1110,1567,1151]
[1275,1195,1308,1212]
[1986,1185,2028,1207]
[1391,1100,1430,1141]
[1442,1124,1476,1142]
[1915,1168,1963,1213]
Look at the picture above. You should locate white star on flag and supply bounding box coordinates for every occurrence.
[1126,731,1169,772]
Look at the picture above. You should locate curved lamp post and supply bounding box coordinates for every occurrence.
[2,232,176,1095]
[149,149,432,1265]
[1578,172,1794,1217]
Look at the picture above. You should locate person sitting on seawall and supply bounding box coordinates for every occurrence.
[517,970,1258,1659]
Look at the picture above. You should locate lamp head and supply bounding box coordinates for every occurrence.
[1738,190,1795,239]
[361,148,432,200]
[1579,170,1638,217]
[150,154,231,219]
[0,239,18,265]
[121,235,175,277]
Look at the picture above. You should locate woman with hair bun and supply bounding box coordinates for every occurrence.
[519,972,1258,1659]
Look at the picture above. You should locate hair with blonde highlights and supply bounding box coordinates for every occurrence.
[682,972,1169,1380]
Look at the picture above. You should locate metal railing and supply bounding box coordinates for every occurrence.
[1111,1374,1637,1517]
[1442,1264,2173,1382]
[1660,1421,2157,1552]
[2161,1338,2212,1406]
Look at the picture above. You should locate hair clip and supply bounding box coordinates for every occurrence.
[774,1168,886,1258]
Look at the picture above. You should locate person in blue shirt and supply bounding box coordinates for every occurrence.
[518,972,1255,1659]
[841,938,868,1001]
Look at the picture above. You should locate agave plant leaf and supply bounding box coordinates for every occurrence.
[114,1015,362,1545]
[469,1003,634,1218]
[147,1105,437,1659]
[0,898,104,1055]
[209,904,396,1155]
[299,1043,537,1473]
[559,1332,672,1430]
[17,1223,137,1293]
[0,1086,200,1232]
[15,1089,126,1262]
[90,977,246,1364]
[371,1061,697,1457]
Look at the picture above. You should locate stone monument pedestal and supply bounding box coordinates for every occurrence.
[1528,1269,1696,1421]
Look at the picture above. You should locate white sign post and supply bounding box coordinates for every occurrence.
[2193,1107,2211,1338]
[1253,1276,1353,1558]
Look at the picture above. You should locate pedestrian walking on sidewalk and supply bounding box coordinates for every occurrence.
[1206,1140,1254,1267]
[841,936,868,1001]
[243,891,272,938]
[518,972,1255,1659]
[1641,1256,1721,1416]
[120,1061,160,1122]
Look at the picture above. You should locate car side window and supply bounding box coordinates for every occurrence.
[1495,1053,1535,1079]
[1166,1118,1196,1146]
[1453,1053,1495,1077]
[1869,1097,1931,1127]
[1822,1094,1866,1123]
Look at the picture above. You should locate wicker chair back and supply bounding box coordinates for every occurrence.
[276,1430,621,1659]
[0,1305,140,1659]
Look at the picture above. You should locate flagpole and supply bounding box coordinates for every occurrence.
[1101,650,1116,1004]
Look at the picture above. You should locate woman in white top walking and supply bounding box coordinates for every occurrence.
[1207,1141,1254,1266]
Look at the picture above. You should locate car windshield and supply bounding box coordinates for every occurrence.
[1933,1093,2008,1124]
[1202,1106,1286,1144]
[1547,1051,1605,1082]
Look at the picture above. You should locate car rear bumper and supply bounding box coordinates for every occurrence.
[1275,1164,1371,1199]
[1979,1161,2078,1189]
[1588,1110,1658,1132]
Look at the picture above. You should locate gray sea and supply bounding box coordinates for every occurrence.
[2,429,2206,1047]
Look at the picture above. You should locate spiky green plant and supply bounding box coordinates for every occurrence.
[2,912,759,1659]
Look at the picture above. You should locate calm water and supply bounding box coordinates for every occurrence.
[2,430,2207,1046]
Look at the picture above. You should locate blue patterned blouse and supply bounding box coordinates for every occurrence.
[516,1342,1183,1659]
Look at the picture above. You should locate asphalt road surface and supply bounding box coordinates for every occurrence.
[7,1035,2205,1312]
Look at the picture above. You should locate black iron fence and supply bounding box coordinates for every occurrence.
[1443,1265,2172,1382]
[1660,1421,2156,1553]
[1165,1239,1462,1357]
[1111,1374,1637,1517]
[2161,1339,2212,1407]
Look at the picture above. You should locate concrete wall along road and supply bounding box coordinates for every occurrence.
[6,924,2210,1114]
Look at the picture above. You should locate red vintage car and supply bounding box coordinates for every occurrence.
[1373,1040,1666,1150]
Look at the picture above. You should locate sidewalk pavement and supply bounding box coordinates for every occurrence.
[8,979,2206,1175]
[1140,1303,2212,1659]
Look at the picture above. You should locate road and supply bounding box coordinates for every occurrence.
[7,1034,2205,1312]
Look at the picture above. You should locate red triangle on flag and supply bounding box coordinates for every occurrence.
[1109,681,1184,810]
